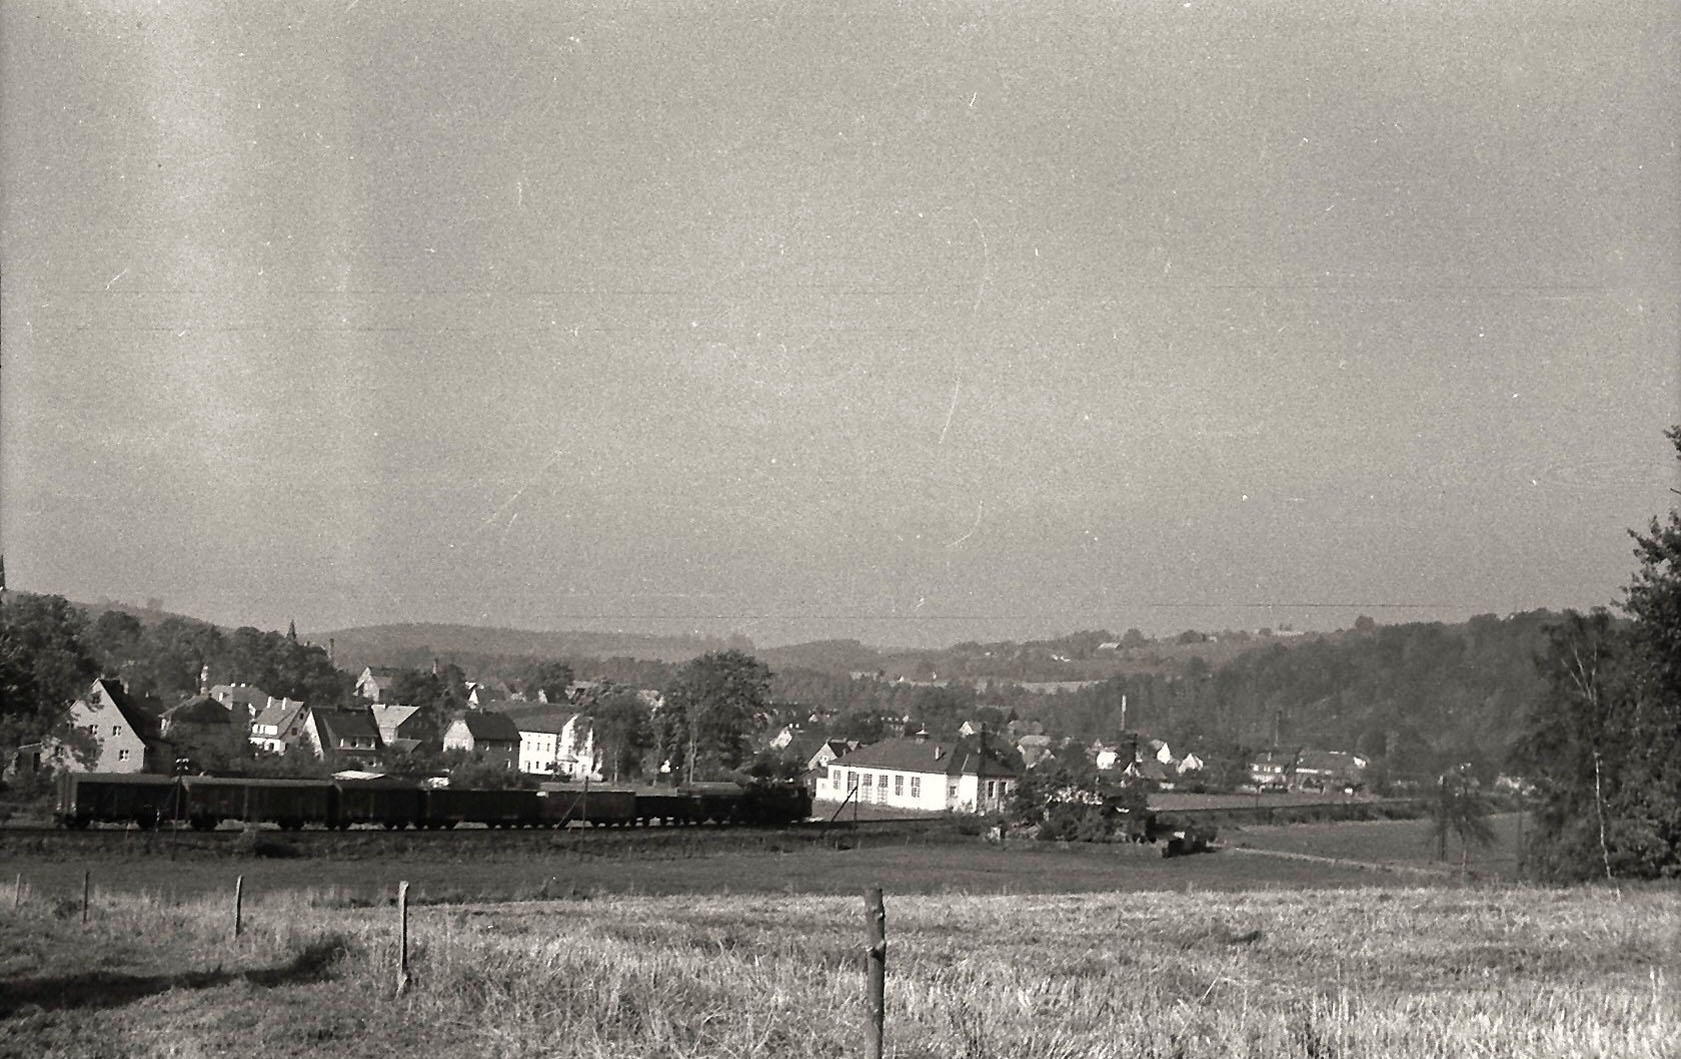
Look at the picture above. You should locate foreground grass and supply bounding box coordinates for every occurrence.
[2,883,1675,1059]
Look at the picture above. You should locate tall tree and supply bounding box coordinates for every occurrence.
[587,687,655,782]
[529,660,575,703]
[0,593,100,764]
[662,650,772,782]
[1429,764,1496,871]
[1513,427,1681,880]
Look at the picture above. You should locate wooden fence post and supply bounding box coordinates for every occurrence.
[82,869,90,925]
[13,872,21,911]
[865,887,887,1059]
[233,875,244,940]
[396,881,412,996]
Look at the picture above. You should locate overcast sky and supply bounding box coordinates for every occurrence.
[3,1,1676,648]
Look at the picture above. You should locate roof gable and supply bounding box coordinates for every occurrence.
[833,737,1018,779]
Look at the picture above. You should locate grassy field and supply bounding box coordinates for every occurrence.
[2,882,1675,1058]
[3,820,1496,909]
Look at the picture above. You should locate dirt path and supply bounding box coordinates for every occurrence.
[1224,844,1459,879]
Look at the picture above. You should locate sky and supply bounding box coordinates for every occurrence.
[3,1,1677,649]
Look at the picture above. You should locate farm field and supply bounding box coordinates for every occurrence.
[1227,813,1527,879]
[2,882,1674,1058]
[3,830,1428,909]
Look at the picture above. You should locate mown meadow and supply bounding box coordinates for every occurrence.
[2,881,1675,1059]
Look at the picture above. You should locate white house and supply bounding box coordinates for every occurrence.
[45,678,166,773]
[249,699,309,755]
[501,704,598,779]
[814,736,1019,814]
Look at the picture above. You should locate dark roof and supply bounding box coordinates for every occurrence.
[91,678,160,738]
[832,737,1018,779]
[163,695,233,726]
[501,705,575,734]
[313,708,382,744]
[456,711,521,743]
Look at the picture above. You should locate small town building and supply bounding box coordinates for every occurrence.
[443,711,521,769]
[354,666,404,704]
[503,704,598,779]
[209,683,273,721]
[301,707,384,768]
[249,699,309,755]
[44,678,168,773]
[814,736,1019,814]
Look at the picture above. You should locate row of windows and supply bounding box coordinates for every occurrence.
[829,769,923,798]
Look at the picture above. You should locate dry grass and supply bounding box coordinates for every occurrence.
[3,882,1677,1058]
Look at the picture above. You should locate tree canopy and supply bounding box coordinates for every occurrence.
[661,650,772,782]
[1513,427,1681,880]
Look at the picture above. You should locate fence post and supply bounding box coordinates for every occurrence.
[865,887,886,1059]
[82,869,90,925]
[12,872,21,911]
[396,880,412,996]
[233,874,244,940]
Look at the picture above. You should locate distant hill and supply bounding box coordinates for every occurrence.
[311,622,745,673]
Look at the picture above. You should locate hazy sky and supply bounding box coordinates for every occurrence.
[3,1,1677,648]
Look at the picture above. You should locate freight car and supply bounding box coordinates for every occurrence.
[55,773,178,829]
[55,773,813,831]
[178,776,335,831]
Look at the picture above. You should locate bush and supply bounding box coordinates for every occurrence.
[230,828,301,859]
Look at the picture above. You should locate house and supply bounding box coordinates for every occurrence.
[248,699,310,755]
[1293,749,1368,792]
[301,707,384,768]
[1248,750,1296,790]
[1017,734,1056,770]
[1176,752,1205,776]
[814,735,1019,814]
[160,695,242,762]
[1124,758,1174,788]
[769,724,800,750]
[805,739,856,774]
[466,680,514,708]
[44,678,168,774]
[442,711,521,770]
[370,704,432,754]
[209,683,272,721]
[502,704,598,779]
[355,666,405,703]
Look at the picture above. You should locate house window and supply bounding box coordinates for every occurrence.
[830,768,839,784]
[894,775,903,796]
[910,776,921,797]
[111,725,121,736]
[847,771,858,790]
[117,749,130,762]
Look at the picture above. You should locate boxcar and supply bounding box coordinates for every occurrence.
[57,773,178,829]
[178,777,335,831]
[536,785,637,827]
[422,786,541,828]
[332,777,424,829]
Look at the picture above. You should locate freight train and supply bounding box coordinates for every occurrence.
[55,772,813,832]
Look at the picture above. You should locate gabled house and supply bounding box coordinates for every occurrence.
[1248,749,1295,790]
[806,739,856,774]
[371,704,433,754]
[209,683,273,721]
[355,666,404,704]
[1017,734,1056,770]
[160,694,242,762]
[443,711,521,770]
[46,678,168,773]
[248,699,309,755]
[502,704,598,778]
[814,736,1019,814]
[301,707,384,768]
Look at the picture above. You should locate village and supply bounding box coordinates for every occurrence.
[24,660,1372,821]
